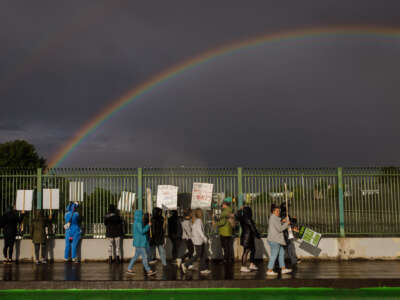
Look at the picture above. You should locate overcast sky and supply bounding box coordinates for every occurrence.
[1,1,400,167]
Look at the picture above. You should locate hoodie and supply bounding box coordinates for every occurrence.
[150,207,164,246]
[132,210,150,248]
[64,203,81,241]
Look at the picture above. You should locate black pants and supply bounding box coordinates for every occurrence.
[3,236,15,259]
[241,246,255,266]
[284,239,298,265]
[185,244,207,271]
[181,239,194,261]
[220,236,232,263]
[170,238,181,260]
[34,243,47,261]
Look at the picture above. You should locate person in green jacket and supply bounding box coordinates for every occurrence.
[216,198,234,264]
[31,210,50,264]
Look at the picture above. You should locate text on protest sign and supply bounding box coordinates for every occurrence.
[43,189,60,210]
[191,183,213,209]
[157,185,178,209]
[299,226,322,248]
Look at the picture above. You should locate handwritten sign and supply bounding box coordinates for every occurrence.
[191,183,213,209]
[118,192,135,212]
[16,190,34,211]
[157,185,178,209]
[299,226,322,248]
[43,189,60,210]
[69,182,84,202]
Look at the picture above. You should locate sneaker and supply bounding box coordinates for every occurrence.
[181,264,187,274]
[147,270,157,276]
[72,258,80,264]
[176,258,182,268]
[249,263,258,271]
[281,268,292,274]
[188,265,196,270]
[149,260,158,265]
[64,258,71,262]
[126,269,135,275]
[200,269,211,275]
[34,260,40,265]
[296,259,302,264]
[266,270,278,276]
[41,260,48,264]
[240,266,251,273]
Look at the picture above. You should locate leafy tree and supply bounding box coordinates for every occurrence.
[0,140,46,169]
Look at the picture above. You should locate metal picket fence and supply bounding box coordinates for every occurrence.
[1,167,400,237]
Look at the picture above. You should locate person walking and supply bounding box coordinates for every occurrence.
[216,199,234,264]
[64,202,82,263]
[266,204,292,276]
[168,210,183,266]
[279,202,300,267]
[236,206,260,272]
[181,208,210,275]
[31,210,50,264]
[149,207,167,266]
[104,204,124,264]
[126,210,156,276]
[1,206,25,264]
[181,209,194,265]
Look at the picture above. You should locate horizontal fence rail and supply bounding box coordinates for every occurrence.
[1,167,400,238]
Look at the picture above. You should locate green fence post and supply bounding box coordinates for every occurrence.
[337,167,345,237]
[138,168,143,210]
[237,167,243,209]
[37,168,42,210]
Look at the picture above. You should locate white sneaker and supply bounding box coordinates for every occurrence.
[240,266,251,273]
[149,260,157,265]
[188,265,196,270]
[176,258,182,268]
[266,270,278,276]
[249,263,258,271]
[281,268,292,274]
[200,269,211,275]
[181,264,187,274]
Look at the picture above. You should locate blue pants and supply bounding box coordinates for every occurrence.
[149,244,167,266]
[64,237,80,259]
[128,247,150,272]
[268,241,285,270]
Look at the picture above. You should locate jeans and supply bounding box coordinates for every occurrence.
[149,244,167,266]
[128,247,150,272]
[184,243,207,271]
[267,241,285,270]
[220,236,233,263]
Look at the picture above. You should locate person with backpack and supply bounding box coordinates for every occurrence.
[149,207,167,266]
[104,204,124,264]
[168,210,183,266]
[216,199,234,264]
[126,210,156,276]
[1,206,25,264]
[181,209,194,264]
[64,202,82,263]
[236,206,260,272]
[181,208,210,275]
[31,210,51,264]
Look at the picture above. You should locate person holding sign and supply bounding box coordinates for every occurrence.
[104,204,124,264]
[266,204,292,276]
[280,202,300,267]
[64,202,82,263]
[31,210,51,264]
[1,206,25,264]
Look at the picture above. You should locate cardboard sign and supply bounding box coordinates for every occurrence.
[299,226,322,248]
[146,188,152,213]
[69,182,84,202]
[43,189,60,210]
[157,185,178,209]
[191,183,213,209]
[118,192,135,212]
[16,190,34,211]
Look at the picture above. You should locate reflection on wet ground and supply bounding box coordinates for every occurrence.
[2,260,400,282]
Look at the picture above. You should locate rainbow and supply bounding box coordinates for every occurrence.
[48,25,400,168]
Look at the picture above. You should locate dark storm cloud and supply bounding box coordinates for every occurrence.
[1,0,400,166]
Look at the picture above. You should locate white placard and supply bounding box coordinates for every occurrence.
[43,189,60,210]
[146,188,152,213]
[191,183,213,209]
[157,185,178,209]
[16,190,34,211]
[118,191,135,212]
[69,182,84,202]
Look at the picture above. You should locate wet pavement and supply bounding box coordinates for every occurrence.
[1,260,400,289]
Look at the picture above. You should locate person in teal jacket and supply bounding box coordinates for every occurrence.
[126,210,156,276]
[64,202,81,262]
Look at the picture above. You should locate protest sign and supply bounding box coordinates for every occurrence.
[118,191,135,212]
[16,190,33,211]
[69,182,84,202]
[43,189,60,210]
[191,183,213,209]
[299,226,322,248]
[157,185,178,209]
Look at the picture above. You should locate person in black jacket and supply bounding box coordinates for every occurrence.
[1,206,25,264]
[104,204,123,263]
[279,202,300,267]
[168,210,182,265]
[149,207,167,266]
[236,206,260,272]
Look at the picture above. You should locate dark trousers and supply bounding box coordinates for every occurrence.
[241,246,255,266]
[220,236,232,263]
[3,236,15,259]
[181,239,194,261]
[34,243,47,261]
[184,244,207,271]
[170,238,181,260]
[285,239,298,265]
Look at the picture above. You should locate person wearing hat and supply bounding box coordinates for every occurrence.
[215,198,234,264]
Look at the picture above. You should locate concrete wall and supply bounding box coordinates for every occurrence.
[1,237,400,262]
